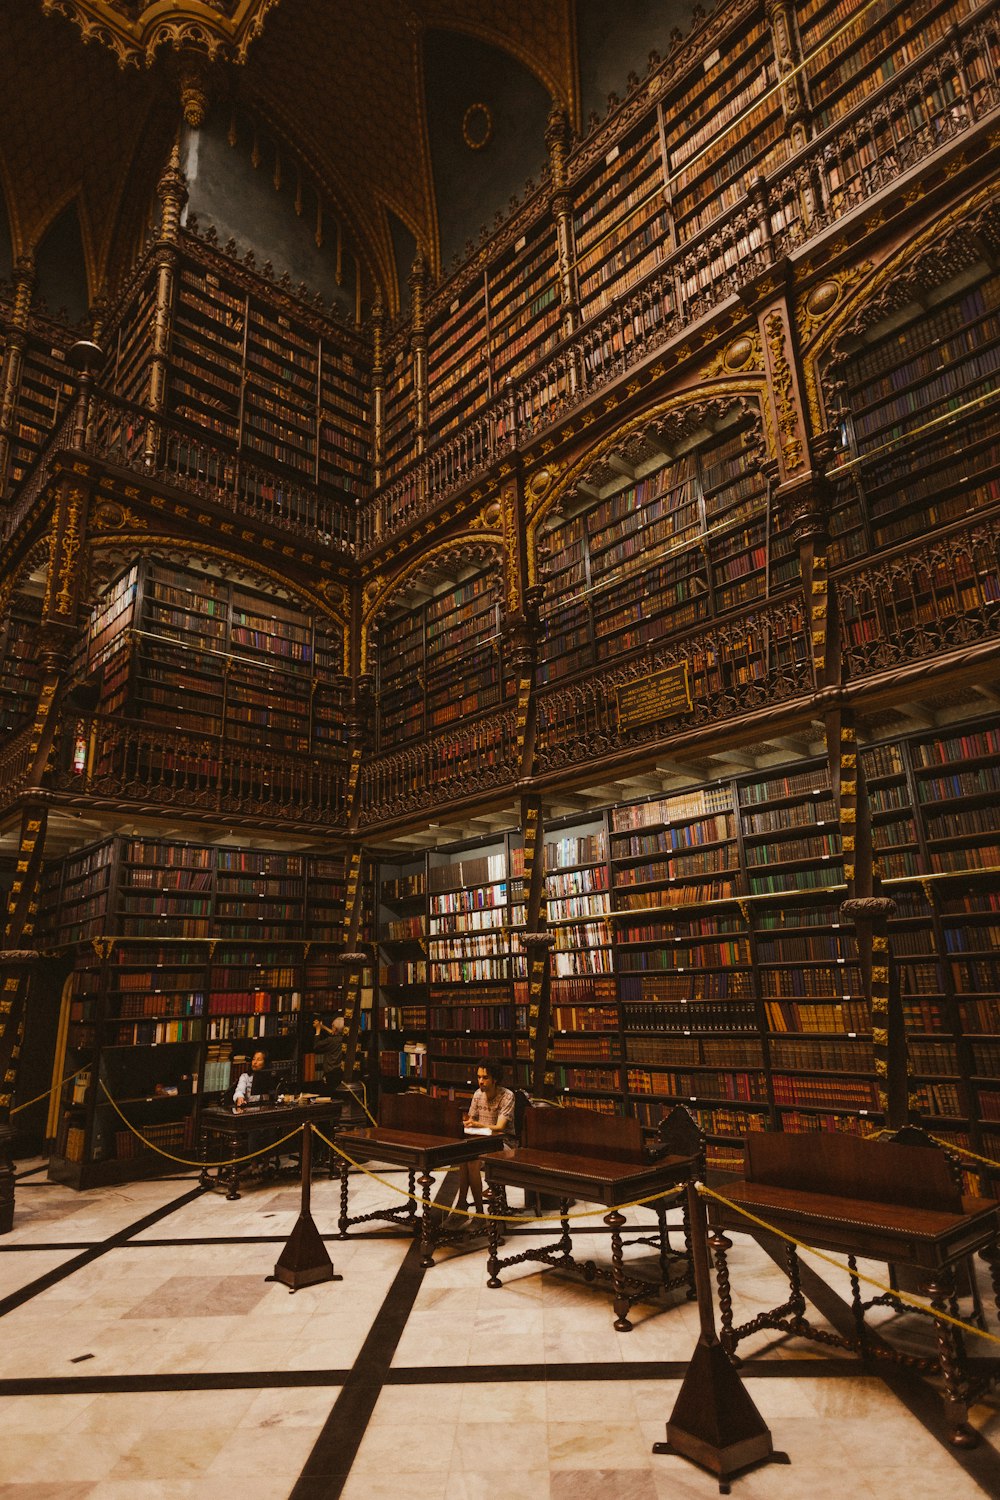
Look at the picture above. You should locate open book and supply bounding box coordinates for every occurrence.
[463,1125,494,1137]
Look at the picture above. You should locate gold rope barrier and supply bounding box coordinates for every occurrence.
[698,1182,1000,1349]
[930,1135,1000,1172]
[98,1080,304,1169]
[9,1067,87,1117]
[312,1124,684,1226]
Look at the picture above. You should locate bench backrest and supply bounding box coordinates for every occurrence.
[745,1131,963,1213]
[380,1092,466,1138]
[524,1105,645,1162]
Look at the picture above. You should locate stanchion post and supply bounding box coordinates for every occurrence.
[653,1181,788,1493]
[267,1125,342,1292]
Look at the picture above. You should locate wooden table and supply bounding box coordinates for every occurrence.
[483,1105,703,1330]
[335,1093,504,1266]
[198,1100,343,1200]
[706,1128,1000,1446]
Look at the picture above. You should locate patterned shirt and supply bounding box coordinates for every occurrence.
[466,1084,516,1142]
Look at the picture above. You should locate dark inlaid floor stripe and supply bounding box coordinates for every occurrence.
[0,1186,203,1319]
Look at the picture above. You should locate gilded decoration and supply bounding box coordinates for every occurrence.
[763,310,805,473]
[91,499,147,532]
[38,0,281,67]
[707,331,762,378]
[360,532,506,672]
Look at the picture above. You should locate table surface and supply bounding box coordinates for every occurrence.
[484,1145,698,1208]
[336,1124,505,1170]
[200,1100,343,1133]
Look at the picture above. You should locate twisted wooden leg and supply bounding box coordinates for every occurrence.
[338,1159,351,1236]
[487,1195,503,1288]
[709,1229,736,1357]
[418,1169,436,1267]
[407,1167,417,1223]
[786,1243,806,1327]
[681,1192,697,1300]
[848,1254,867,1356]
[606,1208,632,1331]
[656,1201,671,1289]
[928,1267,977,1448]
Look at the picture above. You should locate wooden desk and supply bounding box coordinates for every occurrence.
[483,1105,702,1330]
[199,1100,342,1200]
[706,1130,1000,1446]
[335,1093,504,1266]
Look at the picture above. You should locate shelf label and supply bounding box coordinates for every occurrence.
[616,663,692,729]
[605,145,620,165]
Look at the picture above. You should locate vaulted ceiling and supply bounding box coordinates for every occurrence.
[11,0,695,313]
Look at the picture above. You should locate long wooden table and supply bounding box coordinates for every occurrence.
[483,1105,703,1330]
[706,1129,1000,1446]
[198,1099,342,1200]
[335,1093,504,1266]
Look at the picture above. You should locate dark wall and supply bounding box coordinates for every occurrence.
[388,210,418,312]
[34,204,89,323]
[423,29,551,269]
[576,0,698,121]
[180,120,355,317]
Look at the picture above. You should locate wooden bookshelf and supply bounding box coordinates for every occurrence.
[0,598,42,734]
[377,858,429,1088]
[427,275,490,441]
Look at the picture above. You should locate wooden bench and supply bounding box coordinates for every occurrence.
[483,1104,703,1329]
[335,1091,503,1266]
[706,1129,1000,1445]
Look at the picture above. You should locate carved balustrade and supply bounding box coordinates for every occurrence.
[534,595,813,774]
[357,707,519,827]
[46,713,349,827]
[0,725,35,810]
[835,515,1000,679]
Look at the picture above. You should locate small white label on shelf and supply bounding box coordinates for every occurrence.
[848,1032,857,1038]
[515,235,526,251]
[837,958,845,965]
[860,1109,868,1116]
[703,48,720,70]
[450,298,459,313]
[684,1029,691,1036]
[605,145,620,164]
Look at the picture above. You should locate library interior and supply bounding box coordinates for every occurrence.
[2,0,1000,1495]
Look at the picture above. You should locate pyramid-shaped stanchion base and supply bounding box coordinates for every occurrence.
[653,1336,788,1493]
[267,1210,342,1292]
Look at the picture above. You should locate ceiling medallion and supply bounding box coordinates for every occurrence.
[462,102,494,152]
[39,0,281,66]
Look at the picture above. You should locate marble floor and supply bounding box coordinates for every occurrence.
[1,1155,998,1499]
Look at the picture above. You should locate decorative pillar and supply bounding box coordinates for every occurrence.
[545,106,579,343]
[369,288,386,491]
[765,0,812,152]
[518,794,555,1097]
[408,250,429,456]
[0,256,36,496]
[146,146,187,462]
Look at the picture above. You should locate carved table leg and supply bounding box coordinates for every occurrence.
[606,1207,632,1331]
[786,1243,806,1327]
[681,1191,697,1300]
[559,1199,572,1262]
[198,1134,211,1192]
[927,1266,978,1448]
[225,1129,241,1200]
[848,1254,867,1356]
[487,1194,503,1288]
[417,1169,436,1267]
[656,1200,671,1289]
[338,1159,351,1236]
[709,1229,736,1358]
[407,1167,417,1225]
[980,1241,1000,1326]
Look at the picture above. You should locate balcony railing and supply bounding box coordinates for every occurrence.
[47,714,349,828]
[534,594,814,774]
[835,513,1000,679]
[359,4,999,550]
[0,724,35,807]
[82,394,357,551]
[357,707,520,828]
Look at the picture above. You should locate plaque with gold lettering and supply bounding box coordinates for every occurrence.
[616,664,692,729]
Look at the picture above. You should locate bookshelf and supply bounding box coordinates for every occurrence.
[42,834,350,1186]
[487,218,560,390]
[535,422,776,686]
[375,565,508,749]
[0,597,42,734]
[427,275,490,442]
[827,265,1000,565]
[77,557,347,764]
[376,858,429,1089]
[424,836,527,1099]
[4,325,75,495]
[572,114,668,323]
[381,343,416,479]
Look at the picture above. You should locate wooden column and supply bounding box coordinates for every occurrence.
[765,0,813,152]
[0,256,35,496]
[369,288,386,492]
[145,146,187,462]
[408,250,429,456]
[546,106,580,346]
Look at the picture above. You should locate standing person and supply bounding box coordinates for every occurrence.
[313,1013,345,1092]
[456,1061,515,1224]
[233,1049,269,1109]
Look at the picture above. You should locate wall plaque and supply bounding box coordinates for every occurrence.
[616,664,692,729]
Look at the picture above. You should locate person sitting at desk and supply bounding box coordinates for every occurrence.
[456,1061,516,1223]
[233,1049,271,1110]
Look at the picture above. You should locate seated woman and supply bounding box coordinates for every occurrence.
[232,1048,269,1109]
[456,1061,516,1225]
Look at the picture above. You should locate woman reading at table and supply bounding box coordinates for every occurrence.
[456,1061,515,1224]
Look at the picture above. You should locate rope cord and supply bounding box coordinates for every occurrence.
[98,1080,304,1168]
[10,1067,87,1117]
[929,1135,1000,1172]
[313,1124,684,1225]
[697,1182,1000,1349]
